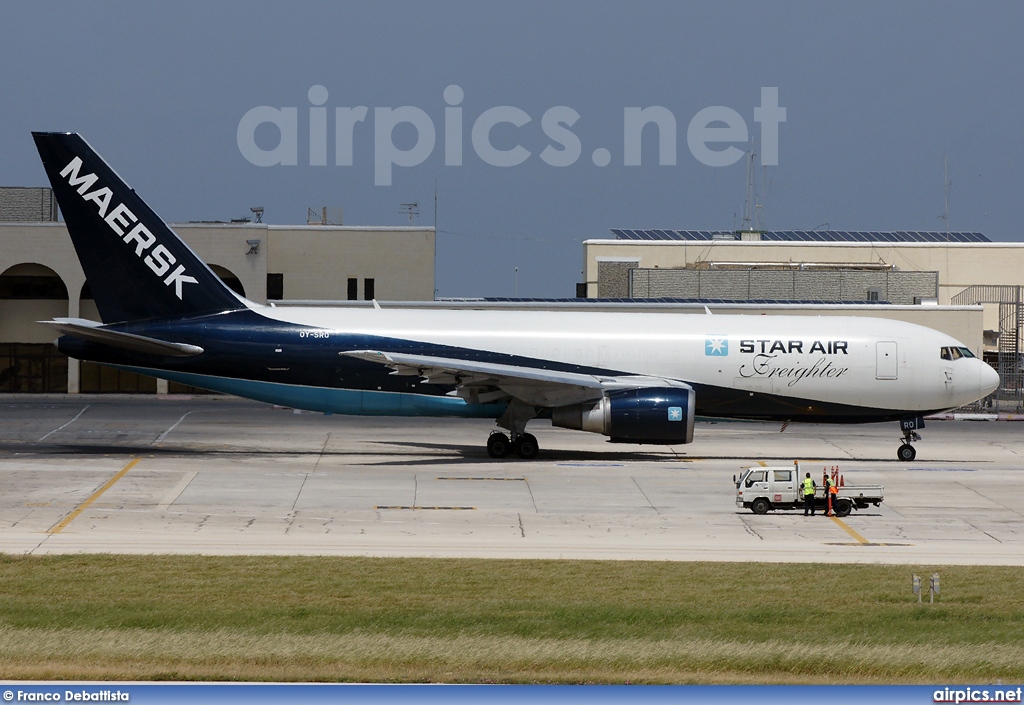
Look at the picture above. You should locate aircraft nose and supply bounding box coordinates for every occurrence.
[979,361,1000,398]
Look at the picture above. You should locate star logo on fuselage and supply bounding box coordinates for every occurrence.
[705,337,729,356]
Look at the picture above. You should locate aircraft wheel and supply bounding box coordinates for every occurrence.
[834,498,853,518]
[513,433,539,460]
[897,443,917,462]
[487,432,512,458]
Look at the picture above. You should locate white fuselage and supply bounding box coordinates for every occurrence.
[254,305,998,415]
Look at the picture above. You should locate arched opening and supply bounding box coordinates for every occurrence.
[0,263,69,299]
[209,264,245,298]
[0,263,69,392]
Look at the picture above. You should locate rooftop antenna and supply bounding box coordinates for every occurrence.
[307,206,341,225]
[399,202,419,224]
[741,140,761,231]
[742,144,754,231]
[759,163,770,231]
[940,154,951,240]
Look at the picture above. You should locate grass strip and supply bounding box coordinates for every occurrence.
[0,555,1022,683]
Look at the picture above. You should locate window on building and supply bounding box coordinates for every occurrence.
[79,361,157,393]
[866,288,882,301]
[364,278,375,300]
[267,273,283,300]
[0,343,68,393]
[0,275,68,299]
[347,278,358,300]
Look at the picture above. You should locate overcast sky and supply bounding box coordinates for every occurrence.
[2,1,1022,298]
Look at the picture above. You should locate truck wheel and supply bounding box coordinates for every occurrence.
[750,498,770,515]
[834,499,853,518]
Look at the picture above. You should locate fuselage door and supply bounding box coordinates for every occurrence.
[876,341,898,380]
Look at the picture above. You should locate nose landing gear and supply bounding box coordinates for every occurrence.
[897,416,925,461]
[897,439,918,462]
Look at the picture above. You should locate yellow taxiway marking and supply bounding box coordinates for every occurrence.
[47,458,140,535]
[757,461,767,467]
[830,515,869,545]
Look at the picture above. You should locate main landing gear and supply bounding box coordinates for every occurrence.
[486,399,540,460]
[897,416,925,462]
[487,431,539,460]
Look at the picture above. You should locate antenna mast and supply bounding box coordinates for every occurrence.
[742,144,756,231]
[942,154,951,238]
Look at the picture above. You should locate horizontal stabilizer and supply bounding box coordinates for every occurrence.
[38,318,204,357]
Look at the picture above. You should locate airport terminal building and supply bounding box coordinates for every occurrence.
[3,184,1023,403]
[0,187,435,393]
[581,229,1024,403]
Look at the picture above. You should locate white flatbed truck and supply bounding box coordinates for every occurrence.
[735,463,884,517]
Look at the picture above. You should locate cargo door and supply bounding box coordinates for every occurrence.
[876,341,898,380]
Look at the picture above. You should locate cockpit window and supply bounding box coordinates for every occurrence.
[941,346,976,361]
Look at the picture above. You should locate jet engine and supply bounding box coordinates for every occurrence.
[551,386,695,444]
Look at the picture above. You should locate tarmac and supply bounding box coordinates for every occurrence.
[1,394,1022,565]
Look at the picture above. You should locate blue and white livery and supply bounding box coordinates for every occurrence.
[33,133,999,461]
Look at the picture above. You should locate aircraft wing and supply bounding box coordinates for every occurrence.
[38,318,204,357]
[340,349,691,407]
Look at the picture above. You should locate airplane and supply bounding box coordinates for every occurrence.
[32,132,1000,462]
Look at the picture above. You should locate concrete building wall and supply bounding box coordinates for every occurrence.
[0,221,436,393]
[172,223,269,302]
[266,226,435,301]
[629,268,939,304]
[0,188,57,222]
[584,239,1024,333]
[596,259,639,298]
[0,300,68,343]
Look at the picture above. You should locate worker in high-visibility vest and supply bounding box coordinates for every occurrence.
[824,475,835,516]
[802,473,816,516]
